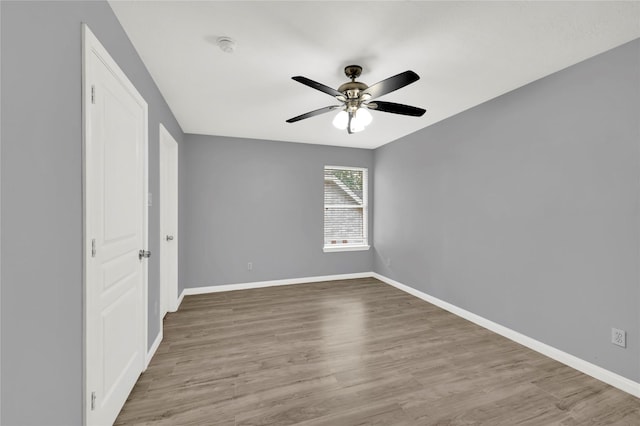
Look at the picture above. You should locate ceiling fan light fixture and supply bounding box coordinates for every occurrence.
[332,110,349,130]
[344,107,372,133]
[355,107,372,127]
[350,120,365,133]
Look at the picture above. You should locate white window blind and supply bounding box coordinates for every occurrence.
[324,166,369,251]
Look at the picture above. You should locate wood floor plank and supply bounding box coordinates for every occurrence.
[115,278,639,425]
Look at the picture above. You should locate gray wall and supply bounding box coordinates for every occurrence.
[181,135,373,289]
[373,39,640,382]
[1,1,184,424]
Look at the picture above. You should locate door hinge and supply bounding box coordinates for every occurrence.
[91,239,96,257]
[139,249,151,260]
[91,391,96,411]
[91,85,96,104]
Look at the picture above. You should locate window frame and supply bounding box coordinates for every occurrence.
[323,165,370,253]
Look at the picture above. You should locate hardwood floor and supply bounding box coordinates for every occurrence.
[115,278,640,425]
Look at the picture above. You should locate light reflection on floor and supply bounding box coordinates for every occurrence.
[321,298,366,372]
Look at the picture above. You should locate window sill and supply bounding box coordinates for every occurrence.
[323,245,370,253]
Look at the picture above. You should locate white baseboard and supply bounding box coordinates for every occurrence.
[183,272,373,296]
[175,271,640,398]
[372,272,640,398]
[175,288,186,311]
[145,329,163,370]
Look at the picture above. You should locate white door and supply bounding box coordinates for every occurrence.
[159,124,179,315]
[83,25,148,426]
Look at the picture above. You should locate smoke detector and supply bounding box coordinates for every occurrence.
[216,36,236,53]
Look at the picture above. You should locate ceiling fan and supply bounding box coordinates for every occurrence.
[286,65,426,134]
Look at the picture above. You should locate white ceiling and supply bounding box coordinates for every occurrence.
[109,1,640,149]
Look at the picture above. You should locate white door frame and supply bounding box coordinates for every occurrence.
[82,24,148,424]
[159,124,179,314]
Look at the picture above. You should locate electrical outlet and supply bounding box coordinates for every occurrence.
[247,262,253,271]
[612,328,626,348]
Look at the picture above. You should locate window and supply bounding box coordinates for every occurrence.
[323,166,369,252]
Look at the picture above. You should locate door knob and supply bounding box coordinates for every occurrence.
[166,235,174,241]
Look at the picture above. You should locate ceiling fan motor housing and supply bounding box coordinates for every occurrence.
[338,65,377,116]
[339,65,368,104]
[338,81,369,112]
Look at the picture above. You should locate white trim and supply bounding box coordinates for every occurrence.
[323,245,370,253]
[145,330,163,370]
[183,272,372,295]
[159,123,179,314]
[324,165,366,172]
[177,272,640,398]
[324,165,369,250]
[82,23,149,425]
[372,272,640,398]
[176,288,186,310]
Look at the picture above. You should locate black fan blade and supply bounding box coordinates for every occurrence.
[286,105,339,123]
[292,76,343,98]
[363,70,420,100]
[369,101,426,117]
